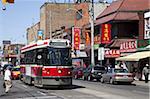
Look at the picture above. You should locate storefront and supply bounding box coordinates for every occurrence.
[116,50,150,80]
[104,49,120,68]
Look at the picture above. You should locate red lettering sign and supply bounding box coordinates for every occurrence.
[105,50,120,58]
[73,27,80,50]
[101,24,111,44]
[120,40,137,52]
[85,32,90,45]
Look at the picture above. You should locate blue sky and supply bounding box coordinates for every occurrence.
[0,0,112,46]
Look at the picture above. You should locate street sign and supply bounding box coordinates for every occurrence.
[98,47,104,60]
[38,30,43,40]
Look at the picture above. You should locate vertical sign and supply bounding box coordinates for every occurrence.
[85,32,90,45]
[38,30,43,40]
[94,34,101,44]
[72,27,80,50]
[101,24,111,44]
[98,47,104,60]
[144,11,150,39]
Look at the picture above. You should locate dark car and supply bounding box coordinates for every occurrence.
[82,66,106,81]
[72,67,85,79]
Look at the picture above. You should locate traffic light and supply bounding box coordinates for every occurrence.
[7,0,14,3]
[2,0,7,4]
[1,0,14,4]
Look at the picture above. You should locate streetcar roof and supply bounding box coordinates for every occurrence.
[21,39,71,53]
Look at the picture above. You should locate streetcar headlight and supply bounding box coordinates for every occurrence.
[58,69,62,73]
[68,71,71,74]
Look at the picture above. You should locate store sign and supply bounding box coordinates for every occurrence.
[85,32,90,45]
[98,47,104,60]
[138,39,150,48]
[38,30,43,40]
[94,44,99,49]
[120,41,137,52]
[144,11,150,39]
[94,34,101,44]
[73,27,80,50]
[105,50,120,58]
[101,24,111,44]
[79,44,85,50]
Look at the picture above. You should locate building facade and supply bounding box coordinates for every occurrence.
[27,22,40,44]
[40,3,75,39]
[2,43,25,65]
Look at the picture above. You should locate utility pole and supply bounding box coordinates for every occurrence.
[90,0,95,66]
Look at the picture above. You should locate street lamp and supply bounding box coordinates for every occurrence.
[67,2,95,66]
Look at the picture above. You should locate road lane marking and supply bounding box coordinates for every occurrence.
[132,90,149,95]
[22,85,28,88]
[37,91,46,96]
[16,96,57,99]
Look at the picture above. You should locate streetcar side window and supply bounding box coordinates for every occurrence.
[21,49,36,64]
[36,48,49,65]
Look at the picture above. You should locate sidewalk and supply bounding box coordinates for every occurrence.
[133,80,150,87]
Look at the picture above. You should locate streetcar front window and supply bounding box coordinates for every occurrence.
[48,48,72,66]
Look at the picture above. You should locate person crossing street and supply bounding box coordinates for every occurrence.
[4,66,12,93]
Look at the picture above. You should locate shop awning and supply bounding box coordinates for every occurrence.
[76,51,87,58]
[116,51,150,61]
[71,51,87,58]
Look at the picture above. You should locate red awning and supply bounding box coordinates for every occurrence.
[95,12,139,25]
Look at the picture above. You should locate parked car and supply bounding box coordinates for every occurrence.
[100,68,134,84]
[72,67,85,79]
[11,66,20,80]
[82,66,106,81]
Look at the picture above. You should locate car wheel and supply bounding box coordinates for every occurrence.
[100,77,104,83]
[109,78,114,84]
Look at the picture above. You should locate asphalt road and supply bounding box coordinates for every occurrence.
[0,76,149,99]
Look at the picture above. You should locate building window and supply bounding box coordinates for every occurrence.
[76,9,83,20]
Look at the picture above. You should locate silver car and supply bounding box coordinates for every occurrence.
[100,68,134,84]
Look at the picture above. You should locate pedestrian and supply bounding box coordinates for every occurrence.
[143,64,149,83]
[4,66,12,93]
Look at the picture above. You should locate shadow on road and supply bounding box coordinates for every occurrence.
[38,84,85,90]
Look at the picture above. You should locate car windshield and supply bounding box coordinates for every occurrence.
[114,69,128,73]
[3,64,13,69]
[94,67,105,70]
[12,68,20,71]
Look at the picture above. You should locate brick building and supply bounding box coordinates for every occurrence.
[3,44,25,65]
[40,3,75,39]
[27,22,40,44]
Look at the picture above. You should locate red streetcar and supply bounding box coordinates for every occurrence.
[20,39,72,87]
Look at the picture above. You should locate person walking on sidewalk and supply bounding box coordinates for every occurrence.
[4,66,12,93]
[143,64,149,83]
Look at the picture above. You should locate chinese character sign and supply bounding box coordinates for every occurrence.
[85,32,90,45]
[73,27,80,50]
[101,24,111,44]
